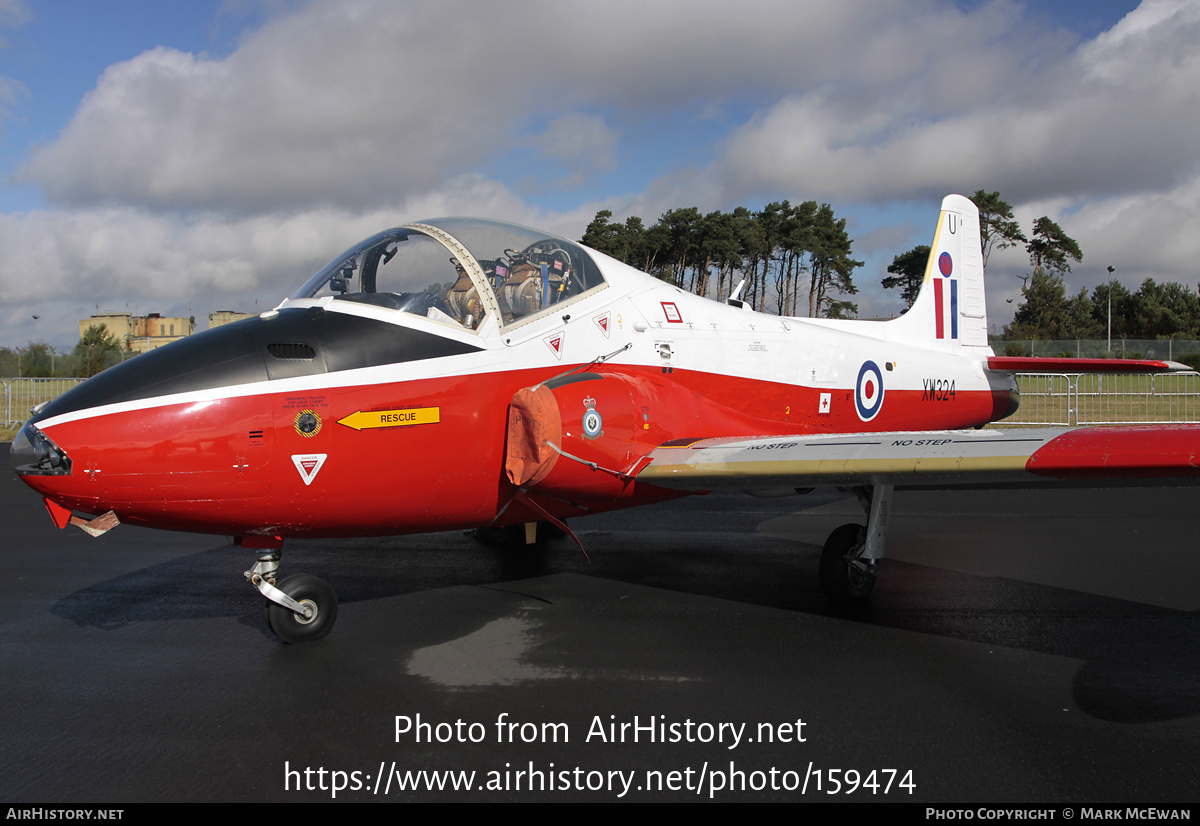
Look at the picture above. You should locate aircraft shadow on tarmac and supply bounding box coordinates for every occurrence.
[49,502,1200,727]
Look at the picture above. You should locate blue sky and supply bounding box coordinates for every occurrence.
[5,0,1198,349]
[0,1,269,211]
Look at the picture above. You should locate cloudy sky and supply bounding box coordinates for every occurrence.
[2,0,1196,348]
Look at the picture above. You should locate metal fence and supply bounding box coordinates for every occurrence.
[1003,372,1200,426]
[1004,374,1075,426]
[3,378,86,427]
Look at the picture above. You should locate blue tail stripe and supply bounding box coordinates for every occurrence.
[950,280,958,339]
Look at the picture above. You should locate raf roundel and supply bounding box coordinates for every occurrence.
[939,251,953,277]
[855,361,884,422]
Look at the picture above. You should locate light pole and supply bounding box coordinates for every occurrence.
[1107,265,1115,355]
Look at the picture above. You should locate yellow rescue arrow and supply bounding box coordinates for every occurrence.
[337,407,440,431]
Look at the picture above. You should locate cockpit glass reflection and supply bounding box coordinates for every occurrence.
[426,218,607,326]
[293,230,483,328]
[292,220,607,331]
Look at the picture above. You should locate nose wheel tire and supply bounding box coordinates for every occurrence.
[819,523,877,603]
[264,574,338,643]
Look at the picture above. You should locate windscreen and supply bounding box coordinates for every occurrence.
[292,219,606,331]
[292,229,488,330]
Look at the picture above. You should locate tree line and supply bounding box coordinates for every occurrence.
[1,325,128,378]
[581,200,863,318]
[1007,274,1200,341]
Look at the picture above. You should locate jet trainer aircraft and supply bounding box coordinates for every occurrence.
[12,195,1200,642]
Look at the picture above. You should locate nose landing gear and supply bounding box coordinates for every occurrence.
[246,551,338,643]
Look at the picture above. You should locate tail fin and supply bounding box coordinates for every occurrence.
[888,194,989,351]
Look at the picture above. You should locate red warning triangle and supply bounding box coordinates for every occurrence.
[594,313,610,338]
[291,454,327,486]
[544,332,565,359]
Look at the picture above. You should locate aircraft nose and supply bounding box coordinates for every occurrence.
[10,318,274,509]
[10,316,281,521]
[25,305,472,429]
[28,319,272,426]
[10,419,72,477]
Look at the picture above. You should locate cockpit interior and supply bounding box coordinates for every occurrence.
[292,218,608,332]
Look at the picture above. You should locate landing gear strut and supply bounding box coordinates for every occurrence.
[819,483,892,603]
[246,551,338,643]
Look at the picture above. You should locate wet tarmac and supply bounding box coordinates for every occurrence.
[2,444,1198,803]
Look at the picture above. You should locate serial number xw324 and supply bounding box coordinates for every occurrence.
[922,379,956,401]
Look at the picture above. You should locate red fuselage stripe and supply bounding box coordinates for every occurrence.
[25,364,1004,538]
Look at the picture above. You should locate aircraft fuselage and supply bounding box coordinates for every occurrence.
[14,244,1011,541]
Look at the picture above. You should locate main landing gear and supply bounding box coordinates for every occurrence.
[245,550,338,643]
[819,484,893,603]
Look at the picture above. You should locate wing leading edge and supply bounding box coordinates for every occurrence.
[986,356,1191,374]
[636,426,1200,491]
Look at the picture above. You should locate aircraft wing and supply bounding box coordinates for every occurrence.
[636,426,1200,491]
[986,356,1191,373]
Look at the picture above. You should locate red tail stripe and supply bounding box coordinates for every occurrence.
[933,280,944,339]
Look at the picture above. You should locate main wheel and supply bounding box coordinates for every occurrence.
[819,523,876,603]
[265,574,338,644]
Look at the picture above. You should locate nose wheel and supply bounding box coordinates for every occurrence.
[264,574,338,643]
[246,552,338,643]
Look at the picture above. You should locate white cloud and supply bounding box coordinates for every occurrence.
[0,175,556,298]
[0,0,30,126]
[0,74,25,122]
[714,0,1200,206]
[0,173,611,344]
[16,0,1036,213]
[533,113,619,189]
[1055,172,1200,289]
[7,0,1200,342]
[0,0,31,32]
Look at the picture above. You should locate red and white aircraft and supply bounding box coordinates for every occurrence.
[13,195,1199,642]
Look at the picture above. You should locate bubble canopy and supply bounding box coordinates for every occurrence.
[292,218,607,331]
